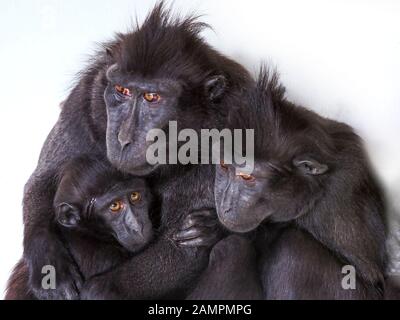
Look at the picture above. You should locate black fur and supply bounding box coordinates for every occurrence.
[6,155,155,299]
[5,259,35,300]
[211,67,387,299]
[9,2,252,300]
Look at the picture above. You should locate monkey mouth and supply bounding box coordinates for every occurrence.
[118,232,153,253]
[127,162,160,176]
[115,155,160,176]
[218,210,258,233]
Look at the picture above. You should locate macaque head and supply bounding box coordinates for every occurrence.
[104,67,227,175]
[215,155,329,233]
[54,157,154,253]
[102,6,235,176]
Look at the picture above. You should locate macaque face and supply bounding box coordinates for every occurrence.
[56,178,154,253]
[215,156,329,233]
[104,66,182,176]
[90,178,153,252]
[215,161,272,233]
[104,64,227,176]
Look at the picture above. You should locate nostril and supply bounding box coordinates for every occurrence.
[118,133,132,150]
[120,140,131,150]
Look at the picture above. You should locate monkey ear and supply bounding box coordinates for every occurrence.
[205,75,227,102]
[293,157,329,176]
[104,47,116,66]
[106,64,119,81]
[56,203,81,228]
[105,42,121,62]
[105,47,112,56]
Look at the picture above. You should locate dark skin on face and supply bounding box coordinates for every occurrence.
[54,179,154,253]
[105,64,226,175]
[215,156,328,233]
[105,68,179,175]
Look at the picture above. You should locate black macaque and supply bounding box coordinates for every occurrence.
[210,69,387,299]
[17,2,253,300]
[54,156,154,255]
[6,155,220,299]
[6,155,151,299]
[7,155,155,299]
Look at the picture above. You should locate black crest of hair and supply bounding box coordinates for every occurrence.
[230,65,337,160]
[69,0,252,144]
[110,2,248,87]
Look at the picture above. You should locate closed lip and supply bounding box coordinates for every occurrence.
[218,210,257,233]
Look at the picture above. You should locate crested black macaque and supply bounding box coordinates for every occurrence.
[7,156,155,299]
[6,155,220,299]
[7,155,155,299]
[19,2,252,299]
[54,156,155,256]
[209,69,387,299]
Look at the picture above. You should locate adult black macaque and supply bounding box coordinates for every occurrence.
[19,2,253,299]
[209,69,387,299]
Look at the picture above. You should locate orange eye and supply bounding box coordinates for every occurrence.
[220,160,228,171]
[143,92,160,103]
[237,173,255,181]
[110,200,124,213]
[130,192,141,203]
[115,85,132,97]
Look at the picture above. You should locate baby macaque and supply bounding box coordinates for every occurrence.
[6,155,218,299]
[54,156,154,254]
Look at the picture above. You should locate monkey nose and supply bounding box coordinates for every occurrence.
[118,132,132,150]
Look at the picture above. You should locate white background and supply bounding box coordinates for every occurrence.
[0,0,399,298]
